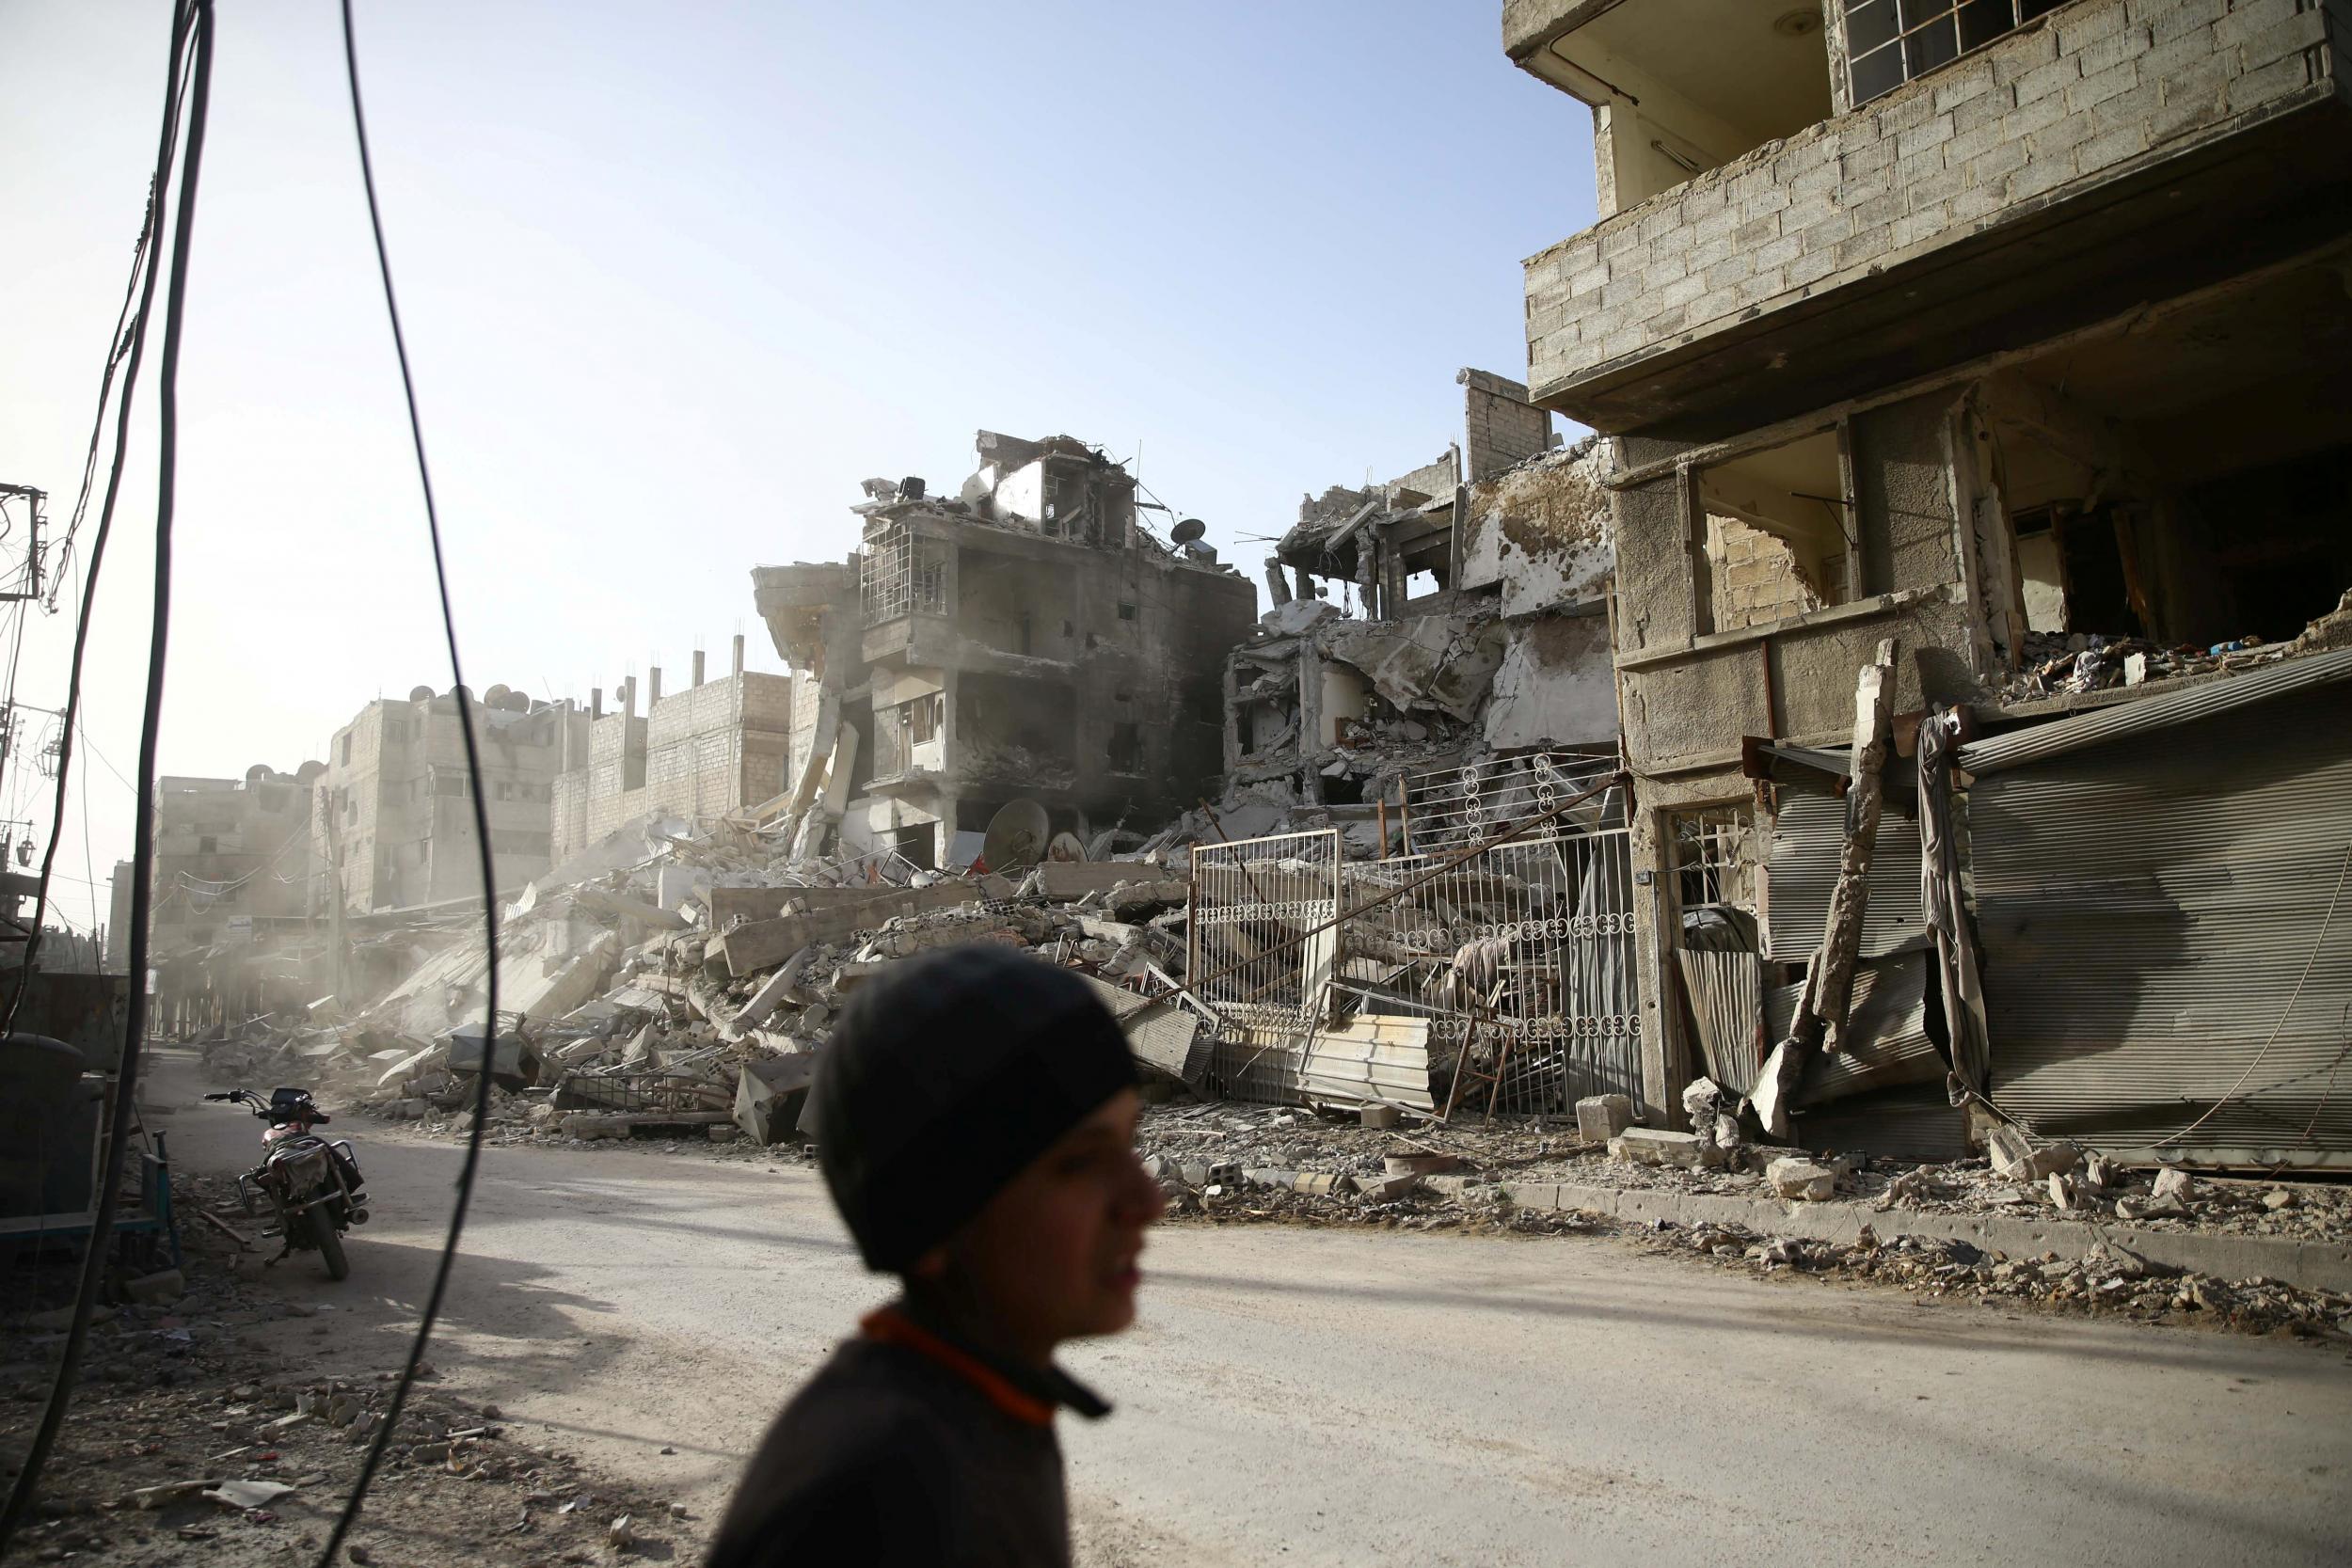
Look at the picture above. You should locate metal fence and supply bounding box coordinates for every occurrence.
[1184,819,1640,1115]
[1187,828,1341,1101]
[1338,827,1640,1114]
[1400,751,1622,850]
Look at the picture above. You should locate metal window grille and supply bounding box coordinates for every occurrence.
[1340,828,1641,1114]
[1187,829,1342,1101]
[860,524,946,625]
[1672,807,1753,912]
[1400,750,1623,851]
[1844,0,2067,105]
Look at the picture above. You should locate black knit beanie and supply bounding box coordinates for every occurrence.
[811,943,1136,1273]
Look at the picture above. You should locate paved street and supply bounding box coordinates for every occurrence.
[156,1051,2352,1567]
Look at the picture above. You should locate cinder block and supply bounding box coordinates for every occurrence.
[1896,112,1957,162]
[2012,54,2082,107]
[2237,8,2329,71]
[2212,0,2305,50]
[2139,0,2230,45]
[2057,0,2131,54]
[2074,123,2148,173]
[2006,152,2077,202]
[2235,47,2321,111]
[2063,57,2141,116]
[2071,23,2154,80]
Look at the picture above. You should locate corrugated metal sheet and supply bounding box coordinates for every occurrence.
[1792,1085,1969,1164]
[1960,645,2352,775]
[1969,682,2352,1167]
[1763,953,1942,1104]
[1763,788,1925,960]
[1676,948,1763,1094]
[1299,1016,1435,1110]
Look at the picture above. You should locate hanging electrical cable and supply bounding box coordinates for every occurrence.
[314,4,503,1561]
[0,0,208,1548]
[0,0,198,1037]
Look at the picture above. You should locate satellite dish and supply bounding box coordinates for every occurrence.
[1046,831,1089,863]
[980,799,1051,873]
[484,684,513,705]
[408,686,436,703]
[1170,517,1206,544]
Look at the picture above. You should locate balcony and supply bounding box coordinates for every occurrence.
[1519,0,2352,436]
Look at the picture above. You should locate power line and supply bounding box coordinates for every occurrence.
[0,0,208,1548]
[316,4,502,1560]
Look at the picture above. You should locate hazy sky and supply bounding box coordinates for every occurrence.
[0,1,1597,934]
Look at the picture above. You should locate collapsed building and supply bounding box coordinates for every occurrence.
[749,432,1257,867]
[548,638,794,864]
[1504,0,2352,1166]
[1227,370,1620,819]
[315,687,591,912]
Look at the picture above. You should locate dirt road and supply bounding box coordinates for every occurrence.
[152,1051,2352,1567]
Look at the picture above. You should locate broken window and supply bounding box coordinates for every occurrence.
[1117,601,1136,621]
[198,835,216,855]
[1844,0,2068,106]
[1694,426,1851,635]
[1106,722,1141,774]
[1671,807,1756,914]
[861,524,947,624]
[899,691,944,746]
[339,734,352,765]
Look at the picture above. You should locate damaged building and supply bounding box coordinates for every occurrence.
[316,687,591,911]
[1227,369,1622,819]
[547,639,794,864]
[750,431,1256,868]
[1505,0,2352,1164]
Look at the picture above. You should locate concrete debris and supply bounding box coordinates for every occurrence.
[1985,1125,2081,1183]
[1575,1093,1633,1144]
[1766,1156,1839,1202]
[1609,1128,1725,1170]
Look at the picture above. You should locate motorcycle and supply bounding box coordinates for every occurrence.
[204,1086,369,1280]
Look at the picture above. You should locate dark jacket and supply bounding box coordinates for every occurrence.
[707,1303,1109,1568]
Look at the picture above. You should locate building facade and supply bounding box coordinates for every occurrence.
[548,641,795,863]
[753,432,1258,868]
[316,688,590,911]
[1507,0,2352,1157]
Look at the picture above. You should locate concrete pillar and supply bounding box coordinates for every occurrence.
[691,649,706,688]
[649,667,663,708]
[622,677,636,719]
[732,634,745,676]
[591,688,603,721]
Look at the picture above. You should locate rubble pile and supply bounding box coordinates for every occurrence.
[1998,590,2352,703]
[199,813,1202,1152]
[1639,1221,2352,1337]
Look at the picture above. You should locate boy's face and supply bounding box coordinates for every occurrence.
[925,1087,1162,1361]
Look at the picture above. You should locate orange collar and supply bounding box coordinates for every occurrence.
[861,1307,1057,1427]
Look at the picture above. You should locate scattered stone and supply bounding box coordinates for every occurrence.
[1766,1157,1838,1202]
[123,1269,185,1305]
[1575,1093,1634,1144]
[2152,1166,2195,1202]
[609,1513,637,1548]
[1610,1128,1724,1170]
[2265,1188,2296,1212]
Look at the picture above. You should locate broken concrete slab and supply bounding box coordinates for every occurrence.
[1575,1093,1633,1144]
[1609,1128,1726,1169]
[1766,1157,1838,1202]
[1987,1125,2081,1182]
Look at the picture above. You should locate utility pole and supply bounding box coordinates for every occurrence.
[0,485,47,604]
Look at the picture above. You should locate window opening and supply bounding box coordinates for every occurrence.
[1107,722,1142,773]
[1845,0,2068,106]
[1117,601,1137,621]
[1671,807,1755,914]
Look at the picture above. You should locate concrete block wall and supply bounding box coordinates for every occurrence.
[1709,516,1824,632]
[1523,0,2337,402]
[1459,369,1554,483]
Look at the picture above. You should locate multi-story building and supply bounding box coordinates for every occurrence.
[316,687,590,911]
[548,640,795,863]
[143,769,321,952]
[753,431,1258,868]
[1224,369,1621,813]
[1507,0,2352,1163]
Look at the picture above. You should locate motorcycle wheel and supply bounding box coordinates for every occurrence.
[311,1215,350,1282]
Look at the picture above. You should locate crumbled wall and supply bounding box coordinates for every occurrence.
[1709,515,1824,631]
[1484,612,1618,749]
[1459,368,1553,483]
[1457,438,1613,615]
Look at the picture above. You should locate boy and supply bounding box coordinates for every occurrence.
[707,944,1164,1568]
